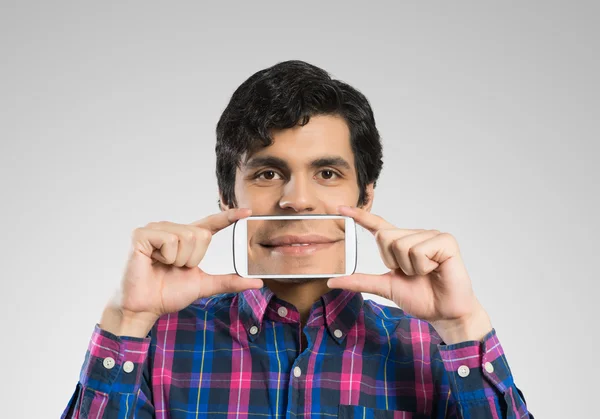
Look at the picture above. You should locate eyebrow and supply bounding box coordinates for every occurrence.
[243,155,352,171]
[244,156,289,170]
[310,157,352,171]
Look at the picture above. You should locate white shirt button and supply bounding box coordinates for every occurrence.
[457,365,470,378]
[333,329,343,338]
[484,362,494,373]
[249,325,259,335]
[277,306,288,317]
[103,357,115,370]
[123,361,134,373]
[293,366,302,377]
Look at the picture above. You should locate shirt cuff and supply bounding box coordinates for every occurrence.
[438,328,514,402]
[78,324,151,395]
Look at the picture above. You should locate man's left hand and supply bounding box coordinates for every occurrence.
[327,205,493,345]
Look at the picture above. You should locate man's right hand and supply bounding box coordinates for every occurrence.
[99,208,263,338]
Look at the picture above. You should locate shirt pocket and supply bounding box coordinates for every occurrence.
[337,404,430,419]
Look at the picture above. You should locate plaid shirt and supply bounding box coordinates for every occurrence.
[62,287,532,418]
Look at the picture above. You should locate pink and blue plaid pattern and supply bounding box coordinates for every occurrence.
[62,287,531,418]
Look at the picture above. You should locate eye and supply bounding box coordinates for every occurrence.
[256,170,281,180]
[318,169,340,180]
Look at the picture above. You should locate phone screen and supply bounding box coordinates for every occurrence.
[246,218,347,276]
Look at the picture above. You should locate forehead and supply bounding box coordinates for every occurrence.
[244,114,354,166]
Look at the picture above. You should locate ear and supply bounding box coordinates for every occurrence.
[360,183,375,212]
[218,191,230,212]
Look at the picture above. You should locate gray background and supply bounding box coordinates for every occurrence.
[1,1,597,417]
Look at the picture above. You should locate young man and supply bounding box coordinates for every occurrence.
[62,60,532,418]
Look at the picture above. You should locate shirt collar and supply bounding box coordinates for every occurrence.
[238,285,363,344]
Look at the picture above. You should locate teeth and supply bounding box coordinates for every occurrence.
[290,243,310,246]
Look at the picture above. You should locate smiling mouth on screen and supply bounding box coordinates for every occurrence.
[259,234,342,256]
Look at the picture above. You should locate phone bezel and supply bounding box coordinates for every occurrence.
[233,214,357,279]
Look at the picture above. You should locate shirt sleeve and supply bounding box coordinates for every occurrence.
[437,328,533,418]
[61,324,155,419]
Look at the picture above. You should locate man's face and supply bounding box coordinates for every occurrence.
[230,114,372,280]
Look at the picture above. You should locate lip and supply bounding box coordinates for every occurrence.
[261,234,339,246]
[260,234,343,256]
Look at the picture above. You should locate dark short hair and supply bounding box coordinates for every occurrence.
[215,60,383,208]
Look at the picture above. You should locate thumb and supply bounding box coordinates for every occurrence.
[201,272,264,296]
[327,272,394,301]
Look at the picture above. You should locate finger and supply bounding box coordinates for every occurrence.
[191,208,252,235]
[201,273,264,296]
[390,230,441,276]
[337,206,395,234]
[404,232,457,276]
[133,227,179,264]
[327,272,395,301]
[374,228,427,270]
[145,222,200,268]
[185,227,212,267]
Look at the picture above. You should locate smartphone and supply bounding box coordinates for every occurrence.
[233,214,357,279]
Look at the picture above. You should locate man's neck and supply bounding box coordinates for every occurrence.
[263,278,331,325]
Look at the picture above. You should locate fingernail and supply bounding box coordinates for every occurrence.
[338,205,352,212]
